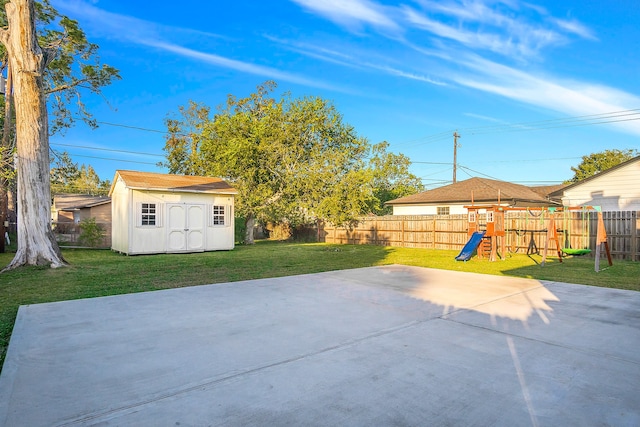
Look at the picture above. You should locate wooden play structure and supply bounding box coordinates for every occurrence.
[461,204,613,272]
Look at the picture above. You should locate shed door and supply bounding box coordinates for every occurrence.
[167,204,205,252]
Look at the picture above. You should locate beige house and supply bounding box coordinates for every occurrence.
[549,156,640,211]
[52,194,111,224]
[109,170,237,255]
[386,177,564,215]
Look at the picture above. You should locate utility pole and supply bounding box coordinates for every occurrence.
[453,131,460,183]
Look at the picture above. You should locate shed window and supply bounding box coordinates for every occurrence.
[211,205,225,226]
[437,206,450,215]
[141,203,156,226]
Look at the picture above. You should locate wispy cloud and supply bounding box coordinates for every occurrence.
[286,0,640,135]
[51,0,350,93]
[402,0,584,59]
[266,36,446,86]
[290,0,400,32]
[551,18,598,40]
[452,54,640,135]
[144,40,347,92]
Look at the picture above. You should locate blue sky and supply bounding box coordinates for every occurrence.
[49,0,640,188]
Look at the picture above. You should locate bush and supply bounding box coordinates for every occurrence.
[78,218,105,248]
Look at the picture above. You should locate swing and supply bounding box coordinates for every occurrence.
[562,208,592,256]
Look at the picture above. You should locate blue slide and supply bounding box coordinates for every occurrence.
[455,231,486,261]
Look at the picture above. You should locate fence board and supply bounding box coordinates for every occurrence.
[320,211,640,261]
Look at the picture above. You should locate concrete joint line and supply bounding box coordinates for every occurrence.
[57,319,429,426]
[441,317,640,367]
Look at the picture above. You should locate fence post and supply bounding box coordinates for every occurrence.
[432,217,436,249]
[632,211,638,261]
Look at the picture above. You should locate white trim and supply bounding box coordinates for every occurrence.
[209,204,228,227]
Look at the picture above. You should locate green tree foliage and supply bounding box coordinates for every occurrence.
[199,81,373,243]
[163,82,422,243]
[162,100,210,176]
[0,0,121,133]
[50,151,110,195]
[0,0,119,267]
[367,141,424,215]
[568,149,638,183]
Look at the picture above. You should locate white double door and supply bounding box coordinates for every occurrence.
[167,203,205,252]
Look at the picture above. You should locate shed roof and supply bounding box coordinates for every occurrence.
[110,170,237,196]
[386,177,559,206]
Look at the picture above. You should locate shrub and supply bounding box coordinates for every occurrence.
[78,218,105,248]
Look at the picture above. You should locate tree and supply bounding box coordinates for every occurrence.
[162,100,210,176]
[0,0,120,270]
[50,150,79,192]
[50,152,110,195]
[568,149,638,183]
[165,81,375,244]
[74,164,110,195]
[367,141,424,215]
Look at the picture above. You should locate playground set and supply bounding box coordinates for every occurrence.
[455,204,613,272]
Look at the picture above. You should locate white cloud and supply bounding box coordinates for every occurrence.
[452,55,640,135]
[51,0,350,93]
[290,0,400,32]
[551,18,598,40]
[266,36,446,86]
[402,2,573,59]
[143,40,347,92]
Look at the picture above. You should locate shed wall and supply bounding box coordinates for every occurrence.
[123,189,234,255]
[110,179,130,253]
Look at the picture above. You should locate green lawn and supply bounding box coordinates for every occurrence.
[1,241,639,371]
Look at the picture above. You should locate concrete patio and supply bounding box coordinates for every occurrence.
[0,265,638,426]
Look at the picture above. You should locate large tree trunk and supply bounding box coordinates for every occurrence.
[244,213,255,244]
[1,0,66,270]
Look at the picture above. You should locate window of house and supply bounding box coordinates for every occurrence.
[437,206,450,215]
[212,205,225,226]
[141,203,156,226]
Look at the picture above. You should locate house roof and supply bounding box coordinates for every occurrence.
[548,155,640,196]
[386,177,560,206]
[529,184,566,199]
[110,170,238,196]
[53,194,111,211]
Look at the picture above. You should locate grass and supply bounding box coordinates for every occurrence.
[1,240,639,371]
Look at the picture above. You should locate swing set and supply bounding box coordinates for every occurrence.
[462,204,613,272]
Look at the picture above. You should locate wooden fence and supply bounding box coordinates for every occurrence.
[319,211,640,261]
[52,221,112,248]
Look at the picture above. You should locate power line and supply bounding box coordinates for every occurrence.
[96,121,170,134]
[62,153,160,166]
[400,108,640,145]
[51,143,165,158]
[462,108,640,134]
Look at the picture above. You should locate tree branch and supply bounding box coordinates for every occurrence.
[45,77,93,94]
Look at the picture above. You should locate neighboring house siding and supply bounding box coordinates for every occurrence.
[560,160,640,211]
[84,204,111,223]
[393,204,468,215]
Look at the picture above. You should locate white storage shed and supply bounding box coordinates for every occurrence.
[109,170,237,255]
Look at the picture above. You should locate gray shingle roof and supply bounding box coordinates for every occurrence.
[386,177,560,206]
